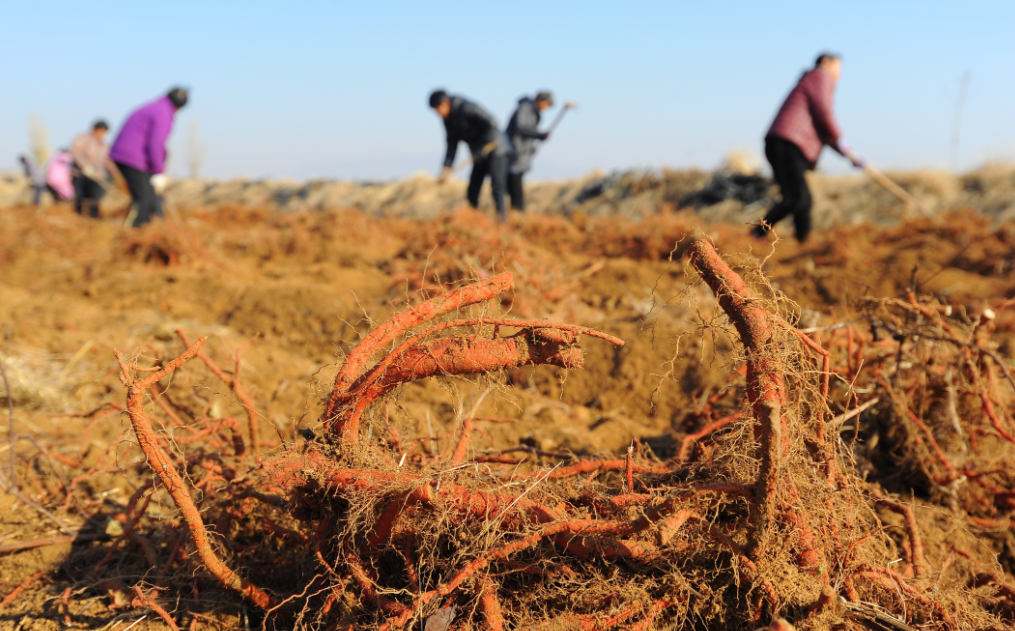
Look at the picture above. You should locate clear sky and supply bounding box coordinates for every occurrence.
[2,1,1012,181]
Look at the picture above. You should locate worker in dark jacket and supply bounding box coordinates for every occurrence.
[430,89,509,221]
[505,91,553,211]
[752,53,864,242]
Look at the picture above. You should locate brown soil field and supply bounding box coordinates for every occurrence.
[2,183,1015,629]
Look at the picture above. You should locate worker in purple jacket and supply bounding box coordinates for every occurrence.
[109,87,188,227]
[751,53,864,242]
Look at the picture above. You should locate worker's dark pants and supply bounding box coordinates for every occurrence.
[72,174,105,218]
[467,151,508,221]
[116,162,162,227]
[507,172,526,211]
[757,136,816,242]
[47,185,65,201]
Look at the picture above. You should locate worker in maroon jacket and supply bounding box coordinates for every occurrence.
[752,53,864,242]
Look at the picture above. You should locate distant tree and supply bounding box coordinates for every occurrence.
[188,118,208,179]
[28,114,50,168]
[951,71,971,172]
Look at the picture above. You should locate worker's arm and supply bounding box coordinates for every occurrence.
[147,111,173,174]
[514,126,548,140]
[806,76,863,168]
[807,74,843,151]
[69,136,87,171]
[443,130,459,169]
[835,139,865,168]
[513,103,548,140]
[514,124,546,140]
[106,159,128,191]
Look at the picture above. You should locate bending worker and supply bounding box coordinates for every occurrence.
[505,91,553,211]
[109,87,188,227]
[46,149,75,202]
[430,89,509,221]
[70,120,119,218]
[752,53,864,242]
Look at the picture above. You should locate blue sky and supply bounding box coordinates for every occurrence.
[1,1,1012,181]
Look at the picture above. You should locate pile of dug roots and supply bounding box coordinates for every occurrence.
[92,237,1015,629]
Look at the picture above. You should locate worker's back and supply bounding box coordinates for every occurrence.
[506,97,541,174]
[109,96,175,175]
[46,151,75,200]
[766,68,841,164]
[443,96,502,156]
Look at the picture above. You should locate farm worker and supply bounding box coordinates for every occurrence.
[19,155,46,205]
[69,120,119,218]
[109,87,188,227]
[430,89,510,221]
[505,91,554,211]
[45,150,76,201]
[751,53,864,242]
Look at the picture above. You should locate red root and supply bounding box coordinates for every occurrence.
[477,576,505,631]
[104,254,994,630]
[860,568,954,626]
[324,273,515,423]
[687,236,785,560]
[0,571,43,610]
[968,572,1015,602]
[676,414,737,463]
[877,375,959,482]
[807,585,838,617]
[175,329,263,458]
[876,495,928,579]
[322,272,622,443]
[132,586,181,631]
[449,417,475,465]
[335,331,585,442]
[60,586,73,625]
[512,458,667,480]
[117,339,275,610]
[686,237,785,424]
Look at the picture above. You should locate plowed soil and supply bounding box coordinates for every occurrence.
[2,200,1015,629]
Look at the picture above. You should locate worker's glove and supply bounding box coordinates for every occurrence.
[538,132,550,141]
[150,174,168,195]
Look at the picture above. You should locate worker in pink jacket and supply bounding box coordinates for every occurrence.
[109,87,188,227]
[46,150,76,201]
[752,53,864,242]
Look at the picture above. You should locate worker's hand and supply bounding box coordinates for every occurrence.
[538,132,550,141]
[150,174,168,195]
[437,167,452,184]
